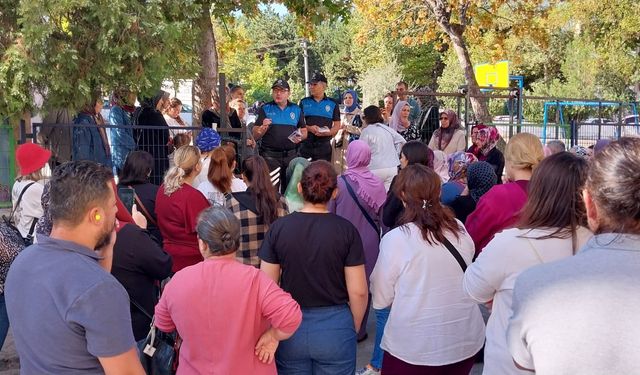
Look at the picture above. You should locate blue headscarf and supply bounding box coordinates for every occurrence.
[343,89,360,113]
[196,128,221,152]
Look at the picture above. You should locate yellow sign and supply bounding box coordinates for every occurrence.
[474,61,509,88]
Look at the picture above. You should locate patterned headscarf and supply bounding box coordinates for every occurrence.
[467,161,497,202]
[569,145,590,159]
[433,109,461,151]
[477,127,500,159]
[196,128,221,152]
[448,151,478,180]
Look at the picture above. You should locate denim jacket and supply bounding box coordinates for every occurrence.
[108,106,136,171]
[72,113,112,168]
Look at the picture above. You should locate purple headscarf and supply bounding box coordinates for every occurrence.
[389,100,410,133]
[343,140,387,211]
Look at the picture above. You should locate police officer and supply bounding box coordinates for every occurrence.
[299,72,341,162]
[253,79,307,193]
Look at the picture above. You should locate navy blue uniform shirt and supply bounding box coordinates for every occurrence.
[299,96,340,143]
[256,101,305,151]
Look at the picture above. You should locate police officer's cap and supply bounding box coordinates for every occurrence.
[271,79,290,90]
[307,71,328,84]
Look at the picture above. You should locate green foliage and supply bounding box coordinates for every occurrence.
[358,61,402,106]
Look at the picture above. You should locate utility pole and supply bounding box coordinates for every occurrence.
[301,39,310,97]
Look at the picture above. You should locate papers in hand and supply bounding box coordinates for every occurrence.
[317,126,331,134]
[288,129,302,143]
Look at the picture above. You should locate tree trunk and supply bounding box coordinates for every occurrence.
[192,1,217,127]
[447,28,491,123]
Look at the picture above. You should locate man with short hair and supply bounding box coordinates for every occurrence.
[546,139,565,154]
[299,72,341,162]
[395,81,422,129]
[253,79,307,193]
[230,85,245,101]
[5,160,145,375]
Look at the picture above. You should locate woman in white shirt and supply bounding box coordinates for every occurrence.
[463,151,592,375]
[371,164,484,375]
[428,109,466,155]
[11,143,50,243]
[359,105,406,191]
[163,98,190,139]
[197,145,246,206]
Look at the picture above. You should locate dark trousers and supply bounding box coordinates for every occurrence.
[382,351,475,375]
[260,148,297,194]
[299,140,331,162]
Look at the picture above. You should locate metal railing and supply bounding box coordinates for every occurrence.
[20,122,248,185]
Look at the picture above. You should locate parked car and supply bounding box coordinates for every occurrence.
[180,103,193,126]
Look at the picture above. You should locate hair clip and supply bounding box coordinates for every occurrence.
[422,200,428,209]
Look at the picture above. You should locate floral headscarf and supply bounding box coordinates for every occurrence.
[477,127,500,160]
[448,151,478,180]
[569,145,590,159]
[343,89,360,114]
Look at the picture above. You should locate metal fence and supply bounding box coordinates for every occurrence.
[20,122,248,186]
[0,123,17,208]
[406,90,638,148]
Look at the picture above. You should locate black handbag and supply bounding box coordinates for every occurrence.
[131,298,180,375]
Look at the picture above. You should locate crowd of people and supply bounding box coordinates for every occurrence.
[2,73,640,375]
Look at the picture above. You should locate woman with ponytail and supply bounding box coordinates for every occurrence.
[155,145,210,272]
[370,164,484,375]
[197,144,247,206]
[226,156,288,267]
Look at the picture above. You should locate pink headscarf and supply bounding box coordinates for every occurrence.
[343,141,387,211]
[389,100,410,133]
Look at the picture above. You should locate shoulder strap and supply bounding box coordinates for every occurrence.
[441,237,467,272]
[340,176,380,237]
[129,186,157,227]
[10,182,37,221]
[130,297,154,320]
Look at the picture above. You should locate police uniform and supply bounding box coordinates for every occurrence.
[298,95,340,161]
[256,96,305,193]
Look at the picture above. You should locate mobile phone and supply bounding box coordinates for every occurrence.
[378,100,384,108]
[118,187,135,213]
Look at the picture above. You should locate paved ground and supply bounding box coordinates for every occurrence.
[0,309,482,374]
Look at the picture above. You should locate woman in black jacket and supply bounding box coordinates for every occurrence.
[118,150,162,244]
[134,90,171,185]
[381,141,433,231]
[111,217,173,342]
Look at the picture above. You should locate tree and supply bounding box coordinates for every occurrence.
[2,0,201,122]
[354,0,555,122]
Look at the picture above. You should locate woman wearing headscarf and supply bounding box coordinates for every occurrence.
[474,127,504,183]
[432,150,450,183]
[389,101,411,135]
[466,133,544,255]
[329,140,386,343]
[466,124,488,156]
[108,89,137,172]
[333,90,363,174]
[283,157,310,212]
[449,161,497,223]
[193,127,223,188]
[569,145,590,159]
[441,152,478,205]
[428,109,466,155]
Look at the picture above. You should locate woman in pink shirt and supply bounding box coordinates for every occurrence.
[154,207,302,375]
[465,133,544,255]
